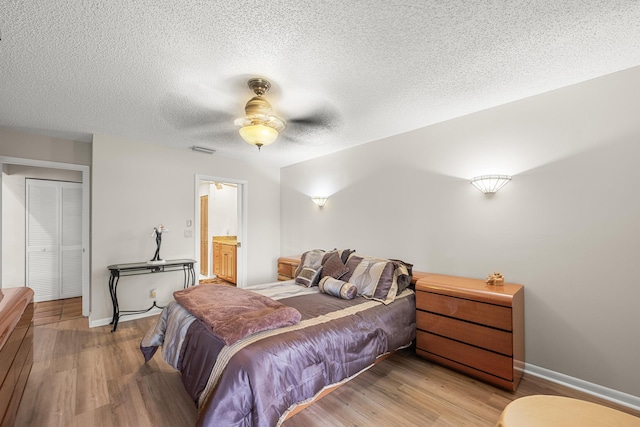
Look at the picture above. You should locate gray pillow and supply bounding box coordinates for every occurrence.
[318,276,357,300]
[295,266,323,287]
[320,252,349,280]
[294,249,326,277]
[342,254,397,304]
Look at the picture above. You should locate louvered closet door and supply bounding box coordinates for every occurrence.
[26,180,83,302]
[26,180,60,302]
[60,183,82,298]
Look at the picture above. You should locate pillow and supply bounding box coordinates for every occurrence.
[320,252,349,280]
[337,248,355,264]
[294,249,326,277]
[321,248,355,265]
[295,266,323,287]
[318,276,357,300]
[342,254,397,304]
[390,259,413,292]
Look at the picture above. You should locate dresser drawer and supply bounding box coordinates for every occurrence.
[417,330,513,380]
[277,257,301,281]
[416,310,512,356]
[278,262,296,277]
[416,291,512,331]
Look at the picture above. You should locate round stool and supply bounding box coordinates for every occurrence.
[496,395,640,427]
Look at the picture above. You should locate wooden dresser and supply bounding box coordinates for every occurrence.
[277,256,301,281]
[213,239,237,284]
[415,274,524,391]
[0,287,34,427]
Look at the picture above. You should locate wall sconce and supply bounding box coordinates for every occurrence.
[311,197,328,207]
[470,175,512,194]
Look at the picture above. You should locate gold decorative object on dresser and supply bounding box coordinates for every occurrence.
[277,256,301,281]
[415,273,524,391]
[212,236,237,284]
[0,287,34,427]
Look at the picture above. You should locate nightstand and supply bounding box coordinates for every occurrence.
[277,256,301,281]
[415,273,524,391]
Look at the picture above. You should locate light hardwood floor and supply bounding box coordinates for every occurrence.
[33,297,83,326]
[15,315,640,427]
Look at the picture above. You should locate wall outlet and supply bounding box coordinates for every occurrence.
[150,288,157,298]
[184,229,193,238]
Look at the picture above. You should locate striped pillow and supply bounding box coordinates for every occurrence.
[295,266,323,287]
[343,255,397,304]
[318,276,357,300]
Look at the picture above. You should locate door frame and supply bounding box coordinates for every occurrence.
[199,195,208,276]
[0,156,90,316]
[194,174,247,288]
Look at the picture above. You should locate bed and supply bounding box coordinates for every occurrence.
[140,250,415,427]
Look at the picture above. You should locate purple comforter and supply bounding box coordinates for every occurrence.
[145,288,416,427]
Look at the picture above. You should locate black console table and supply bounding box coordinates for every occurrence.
[108,259,196,332]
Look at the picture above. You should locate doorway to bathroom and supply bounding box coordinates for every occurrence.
[195,175,246,287]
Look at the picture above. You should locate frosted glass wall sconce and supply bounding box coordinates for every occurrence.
[311,197,328,207]
[470,175,512,194]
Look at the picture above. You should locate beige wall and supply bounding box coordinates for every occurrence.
[0,127,91,165]
[280,67,640,399]
[91,134,281,324]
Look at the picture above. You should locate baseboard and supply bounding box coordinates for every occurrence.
[525,363,640,411]
[89,308,161,329]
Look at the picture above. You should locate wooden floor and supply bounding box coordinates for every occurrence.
[15,315,640,427]
[33,297,83,326]
[199,277,235,286]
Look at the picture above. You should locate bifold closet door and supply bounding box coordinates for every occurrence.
[60,183,82,298]
[26,179,82,302]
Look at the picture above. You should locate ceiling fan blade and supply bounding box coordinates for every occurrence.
[281,104,342,145]
[279,131,327,147]
[160,93,234,130]
[267,115,286,132]
[234,117,251,127]
[176,110,234,130]
[287,104,342,132]
[193,129,239,142]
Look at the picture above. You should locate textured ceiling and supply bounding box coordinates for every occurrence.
[1,1,639,168]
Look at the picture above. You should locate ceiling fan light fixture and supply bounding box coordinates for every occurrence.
[236,78,285,151]
[239,123,278,150]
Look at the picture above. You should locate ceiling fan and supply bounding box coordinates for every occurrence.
[161,76,341,150]
[233,78,286,150]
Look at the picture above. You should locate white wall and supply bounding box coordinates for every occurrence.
[198,182,238,238]
[2,165,82,287]
[91,134,280,324]
[208,183,237,237]
[280,67,640,398]
[0,128,91,291]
